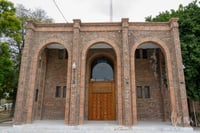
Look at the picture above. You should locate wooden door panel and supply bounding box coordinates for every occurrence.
[89,81,115,120]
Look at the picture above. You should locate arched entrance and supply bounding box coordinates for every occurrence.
[85,43,117,121]
[32,43,68,121]
[134,42,170,121]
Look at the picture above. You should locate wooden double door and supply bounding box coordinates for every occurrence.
[88,81,116,120]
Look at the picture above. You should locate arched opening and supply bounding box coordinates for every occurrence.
[85,42,117,121]
[135,42,170,122]
[32,43,68,121]
[91,57,114,81]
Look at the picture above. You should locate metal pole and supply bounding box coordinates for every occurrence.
[110,0,113,22]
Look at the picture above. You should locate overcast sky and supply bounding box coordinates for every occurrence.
[10,0,194,23]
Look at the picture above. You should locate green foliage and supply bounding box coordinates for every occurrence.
[0,0,54,102]
[146,0,200,101]
[0,0,22,44]
[0,0,21,100]
[0,42,15,99]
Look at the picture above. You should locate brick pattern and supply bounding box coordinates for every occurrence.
[33,50,47,120]
[121,18,132,125]
[14,18,190,127]
[135,49,170,121]
[33,49,67,120]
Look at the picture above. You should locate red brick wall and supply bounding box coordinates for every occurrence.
[33,50,47,120]
[135,49,170,121]
[35,49,67,120]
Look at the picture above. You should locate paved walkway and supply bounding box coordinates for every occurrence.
[0,120,199,133]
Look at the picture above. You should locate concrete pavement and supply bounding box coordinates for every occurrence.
[0,120,199,133]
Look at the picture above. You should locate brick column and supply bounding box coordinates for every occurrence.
[170,18,190,126]
[65,52,72,124]
[121,18,132,125]
[159,50,167,121]
[39,52,47,120]
[14,46,28,124]
[14,21,33,124]
[69,19,81,125]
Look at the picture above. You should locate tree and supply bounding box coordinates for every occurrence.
[0,0,21,102]
[146,0,200,101]
[16,4,53,23]
[0,43,15,103]
[0,0,21,43]
[146,0,200,126]
[0,0,54,115]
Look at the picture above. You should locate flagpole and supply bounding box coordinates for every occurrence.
[110,0,113,22]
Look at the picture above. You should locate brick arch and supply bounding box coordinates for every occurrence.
[82,38,120,57]
[130,37,177,124]
[26,39,72,123]
[131,38,168,58]
[36,39,71,56]
[79,38,123,124]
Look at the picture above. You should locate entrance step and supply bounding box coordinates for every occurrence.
[0,121,197,133]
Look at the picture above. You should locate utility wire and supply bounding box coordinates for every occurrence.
[53,0,68,23]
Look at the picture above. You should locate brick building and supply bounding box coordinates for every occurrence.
[14,18,190,126]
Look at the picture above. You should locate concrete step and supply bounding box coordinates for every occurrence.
[0,121,197,133]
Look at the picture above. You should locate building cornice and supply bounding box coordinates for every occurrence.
[27,18,176,32]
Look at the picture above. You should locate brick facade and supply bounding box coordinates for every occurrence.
[14,18,190,126]
[36,49,67,120]
[135,49,170,121]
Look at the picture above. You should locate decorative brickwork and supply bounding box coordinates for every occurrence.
[14,18,190,127]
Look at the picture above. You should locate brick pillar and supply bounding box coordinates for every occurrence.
[69,19,81,125]
[170,18,190,126]
[121,18,132,126]
[65,52,72,124]
[38,52,47,120]
[14,47,28,124]
[14,21,33,124]
[159,50,167,121]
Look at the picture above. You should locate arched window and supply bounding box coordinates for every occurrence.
[91,57,114,81]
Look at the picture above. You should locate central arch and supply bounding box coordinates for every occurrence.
[86,43,117,121]
[79,39,122,124]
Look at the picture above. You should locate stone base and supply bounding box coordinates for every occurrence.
[0,120,196,133]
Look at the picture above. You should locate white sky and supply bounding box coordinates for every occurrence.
[10,0,194,23]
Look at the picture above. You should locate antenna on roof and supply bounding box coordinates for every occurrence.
[110,0,113,22]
